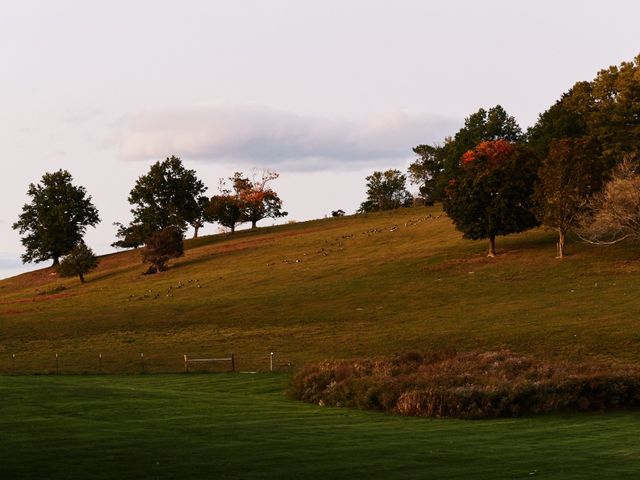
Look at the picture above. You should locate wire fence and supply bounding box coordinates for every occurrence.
[1,350,296,375]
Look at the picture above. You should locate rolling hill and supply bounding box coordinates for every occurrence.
[2,205,640,374]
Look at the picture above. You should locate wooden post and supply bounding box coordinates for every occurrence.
[184,354,189,373]
[140,352,145,374]
[12,353,15,373]
[55,353,59,375]
[270,352,274,372]
[98,353,102,373]
[230,353,235,372]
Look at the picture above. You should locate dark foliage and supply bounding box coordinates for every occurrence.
[141,226,184,272]
[58,243,99,284]
[359,169,413,213]
[12,170,100,265]
[442,140,540,255]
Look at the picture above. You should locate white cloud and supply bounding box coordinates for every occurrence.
[117,105,460,172]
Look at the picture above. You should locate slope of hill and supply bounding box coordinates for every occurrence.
[1,205,639,374]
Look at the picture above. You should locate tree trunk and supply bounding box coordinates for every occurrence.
[79,272,85,284]
[251,220,257,229]
[193,225,199,239]
[230,224,235,234]
[557,228,566,259]
[52,256,60,267]
[488,235,496,257]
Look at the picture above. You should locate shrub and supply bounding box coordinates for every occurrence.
[290,350,640,419]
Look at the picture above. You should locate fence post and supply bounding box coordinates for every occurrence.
[12,353,16,373]
[55,353,59,375]
[140,352,145,374]
[270,352,274,372]
[230,353,235,372]
[184,354,189,373]
[98,353,102,373]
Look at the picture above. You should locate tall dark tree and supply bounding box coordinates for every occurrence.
[408,144,443,202]
[443,140,539,256]
[127,156,207,238]
[207,195,244,233]
[58,243,99,284]
[13,170,100,266]
[358,169,413,213]
[533,138,604,258]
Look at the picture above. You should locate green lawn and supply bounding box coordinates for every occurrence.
[1,374,639,479]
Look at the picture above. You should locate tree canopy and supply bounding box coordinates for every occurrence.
[141,226,184,273]
[126,156,207,239]
[443,140,539,256]
[409,105,523,200]
[359,169,413,213]
[239,170,287,228]
[533,138,604,258]
[13,170,100,265]
[58,243,99,283]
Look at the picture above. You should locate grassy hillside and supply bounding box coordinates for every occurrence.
[2,374,640,480]
[2,205,640,373]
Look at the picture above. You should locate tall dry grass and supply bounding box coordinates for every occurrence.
[290,350,640,418]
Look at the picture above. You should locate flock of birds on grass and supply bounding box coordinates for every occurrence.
[127,214,442,302]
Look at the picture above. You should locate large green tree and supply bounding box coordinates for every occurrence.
[126,156,207,239]
[13,170,100,266]
[443,140,539,256]
[359,169,413,213]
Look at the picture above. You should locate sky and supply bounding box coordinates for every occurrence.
[1,0,639,279]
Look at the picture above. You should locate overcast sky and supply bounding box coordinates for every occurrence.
[1,0,639,279]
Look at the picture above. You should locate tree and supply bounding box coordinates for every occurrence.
[359,169,413,213]
[578,158,640,245]
[127,156,207,238]
[190,196,212,239]
[13,170,100,266]
[111,222,146,249]
[443,140,539,257]
[408,144,444,203]
[238,170,287,229]
[207,195,244,233]
[533,138,604,258]
[141,226,184,273]
[410,105,523,200]
[58,243,99,284]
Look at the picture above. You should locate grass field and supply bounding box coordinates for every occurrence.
[2,206,640,373]
[2,374,640,480]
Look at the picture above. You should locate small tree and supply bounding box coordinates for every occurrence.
[533,138,603,258]
[239,170,287,228]
[207,194,244,233]
[13,170,100,266]
[58,243,99,284]
[359,169,413,213]
[579,158,640,245]
[141,227,184,273]
[190,196,212,239]
[443,140,539,256]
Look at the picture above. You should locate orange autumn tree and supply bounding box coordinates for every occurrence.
[443,140,540,256]
[239,170,288,229]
